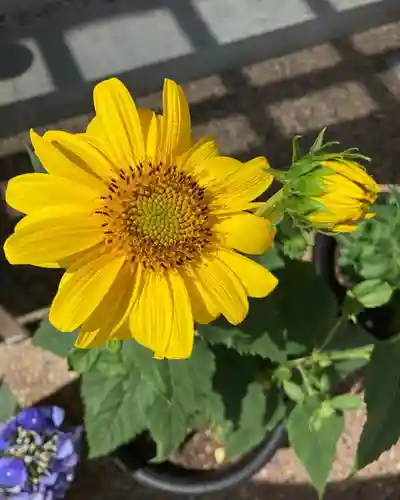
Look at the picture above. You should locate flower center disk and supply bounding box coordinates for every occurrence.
[99,162,214,270]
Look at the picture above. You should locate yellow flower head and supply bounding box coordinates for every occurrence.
[285,157,379,233]
[4,78,278,359]
[306,160,379,232]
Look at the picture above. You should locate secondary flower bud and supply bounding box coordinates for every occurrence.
[286,159,379,232]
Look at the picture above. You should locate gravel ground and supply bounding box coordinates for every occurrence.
[1,19,400,500]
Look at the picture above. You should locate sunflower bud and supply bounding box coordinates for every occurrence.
[282,130,379,232]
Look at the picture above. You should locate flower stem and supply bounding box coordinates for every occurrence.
[288,345,374,368]
[298,365,314,395]
[318,315,345,352]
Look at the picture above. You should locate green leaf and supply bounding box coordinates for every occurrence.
[96,353,128,377]
[351,279,393,308]
[225,383,286,460]
[355,338,400,471]
[146,395,188,462]
[68,349,100,374]
[82,363,155,457]
[107,340,122,354]
[292,135,302,163]
[225,382,268,459]
[288,395,344,497]
[212,345,265,426]
[147,340,219,460]
[310,127,327,153]
[32,318,77,358]
[0,380,18,423]
[283,380,305,403]
[330,394,362,411]
[25,144,46,173]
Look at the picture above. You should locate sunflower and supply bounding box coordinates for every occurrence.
[4,78,278,359]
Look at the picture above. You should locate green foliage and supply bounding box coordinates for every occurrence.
[82,339,222,459]
[329,394,362,412]
[282,380,305,403]
[355,337,400,471]
[350,279,393,308]
[288,395,344,497]
[224,383,285,459]
[0,380,18,423]
[275,216,311,260]
[338,188,400,292]
[32,317,77,358]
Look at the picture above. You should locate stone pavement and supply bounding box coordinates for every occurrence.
[0,0,399,146]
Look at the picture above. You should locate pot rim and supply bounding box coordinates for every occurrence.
[112,423,286,495]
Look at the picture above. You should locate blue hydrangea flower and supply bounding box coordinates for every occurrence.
[0,406,82,499]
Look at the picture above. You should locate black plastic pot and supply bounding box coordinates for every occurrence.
[113,424,286,495]
[313,233,396,340]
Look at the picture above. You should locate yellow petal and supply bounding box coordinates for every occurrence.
[196,255,248,325]
[75,329,109,349]
[137,108,154,142]
[177,135,219,176]
[195,156,241,188]
[49,254,125,332]
[110,321,133,341]
[81,261,143,340]
[217,249,278,298]
[181,271,220,324]
[331,223,358,233]
[86,116,105,141]
[146,113,160,164]
[215,212,276,255]
[93,78,146,166]
[5,173,97,214]
[44,131,116,181]
[86,108,153,166]
[30,130,106,193]
[322,175,371,203]
[157,272,194,359]
[4,207,103,266]
[129,271,171,355]
[129,271,194,359]
[161,79,192,162]
[87,109,153,142]
[215,157,273,205]
[325,161,379,194]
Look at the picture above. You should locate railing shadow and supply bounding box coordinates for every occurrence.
[0,0,399,138]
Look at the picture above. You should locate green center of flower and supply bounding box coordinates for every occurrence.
[96,162,215,270]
